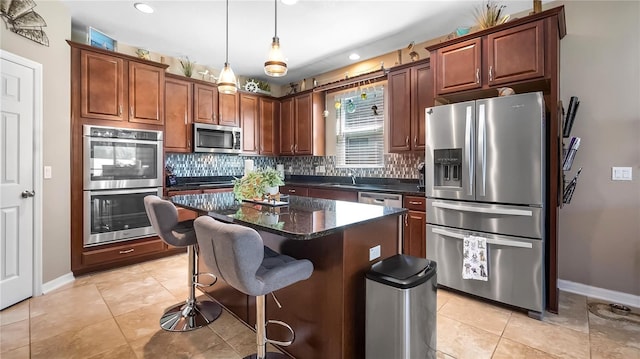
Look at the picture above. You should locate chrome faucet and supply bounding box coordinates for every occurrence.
[349,172,357,185]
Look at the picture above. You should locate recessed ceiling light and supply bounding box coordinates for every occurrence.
[349,53,360,60]
[134,3,154,14]
[281,0,298,5]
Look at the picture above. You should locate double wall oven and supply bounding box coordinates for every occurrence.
[83,125,163,247]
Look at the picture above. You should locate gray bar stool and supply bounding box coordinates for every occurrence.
[144,195,222,331]
[194,216,313,359]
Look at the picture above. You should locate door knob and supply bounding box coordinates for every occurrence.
[21,190,35,198]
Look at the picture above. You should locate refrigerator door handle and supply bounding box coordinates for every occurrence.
[465,106,473,196]
[478,104,487,197]
[431,201,533,216]
[432,228,533,249]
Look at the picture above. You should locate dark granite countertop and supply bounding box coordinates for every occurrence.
[171,192,407,240]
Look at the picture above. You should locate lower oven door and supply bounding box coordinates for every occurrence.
[84,187,162,247]
[426,224,544,313]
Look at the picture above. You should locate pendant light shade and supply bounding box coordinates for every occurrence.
[264,0,287,77]
[219,0,237,94]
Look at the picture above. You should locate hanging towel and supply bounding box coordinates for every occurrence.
[462,235,489,281]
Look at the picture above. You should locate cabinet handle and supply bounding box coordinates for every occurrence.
[184,112,188,125]
[409,201,423,205]
[405,136,409,146]
[489,66,494,82]
[476,68,480,84]
[118,105,123,116]
[404,214,408,226]
[290,144,294,153]
[294,144,298,153]
[289,189,296,193]
[130,106,133,118]
[119,248,135,254]
[414,136,417,147]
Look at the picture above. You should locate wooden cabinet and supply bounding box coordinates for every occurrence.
[81,238,165,266]
[240,93,259,153]
[388,59,432,152]
[240,93,280,156]
[279,91,325,156]
[164,75,193,152]
[259,97,280,156]
[79,47,165,125]
[219,92,239,127]
[403,196,426,258]
[280,185,309,197]
[194,83,218,124]
[308,187,358,202]
[433,20,545,95]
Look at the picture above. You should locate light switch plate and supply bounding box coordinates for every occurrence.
[44,166,52,179]
[612,167,632,181]
[369,245,381,261]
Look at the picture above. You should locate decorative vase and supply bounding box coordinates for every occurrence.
[265,186,279,195]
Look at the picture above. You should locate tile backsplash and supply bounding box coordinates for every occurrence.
[166,152,425,179]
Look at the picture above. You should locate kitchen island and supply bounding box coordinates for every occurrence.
[171,192,406,359]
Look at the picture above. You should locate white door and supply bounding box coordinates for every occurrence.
[0,55,35,309]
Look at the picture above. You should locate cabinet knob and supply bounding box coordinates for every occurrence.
[489,66,494,82]
[476,68,480,84]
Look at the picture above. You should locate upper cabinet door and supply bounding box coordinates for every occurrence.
[128,62,164,125]
[486,20,545,86]
[279,98,295,155]
[259,97,279,156]
[219,92,239,127]
[194,83,218,124]
[435,38,482,95]
[80,50,125,121]
[411,62,432,151]
[240,93,259,154]
[164,77,192,152]
[294,93,312,155]
[388,68,412,152]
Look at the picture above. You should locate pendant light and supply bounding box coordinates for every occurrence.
[218,0,237,94]
[264,0,287,77]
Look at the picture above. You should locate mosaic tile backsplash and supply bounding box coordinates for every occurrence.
[166,152,425,179]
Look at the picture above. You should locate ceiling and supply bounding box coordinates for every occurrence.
[62,0,541,86]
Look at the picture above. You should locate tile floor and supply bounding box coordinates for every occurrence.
[1,253,638,359]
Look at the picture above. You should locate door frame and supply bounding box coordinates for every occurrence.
[1,50,44,297]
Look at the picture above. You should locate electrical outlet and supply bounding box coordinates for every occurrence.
[369,245,381,261]
[44,166,52,179]
[612,167,632,181]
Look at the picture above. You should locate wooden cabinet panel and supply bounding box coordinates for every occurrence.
[219,92,239,127]
[201,187,232,194]
[259,97,280,156]
[411,62,432,151]
[240,93,259,154]
[294,93,313,155]
[164,76,192,152]
[404,210,426,258]
[435,38,482,95]
[487,20,545,86]
[280,185,308,197]
[80,50,125,121]
[82,238,164,266]
[388,68,412,152]
[403,196,426,211]
[279,98,295,155]
[194,83,218,124]
[308,187,358,202]
[128,62,164,125]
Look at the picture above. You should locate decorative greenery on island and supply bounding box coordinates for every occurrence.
[232,167,284,201]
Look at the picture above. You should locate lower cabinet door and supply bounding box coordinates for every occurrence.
[404,210,426,258]
[82,238,164,266]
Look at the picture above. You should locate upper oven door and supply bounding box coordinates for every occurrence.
[84,136,163,190]
[193,123,241,154]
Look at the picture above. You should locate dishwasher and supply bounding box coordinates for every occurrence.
[358,192,404,254]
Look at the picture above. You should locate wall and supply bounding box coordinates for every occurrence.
[1,0,72,283]
[553,1,640,296]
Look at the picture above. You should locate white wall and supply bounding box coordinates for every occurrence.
[1,0,72,282]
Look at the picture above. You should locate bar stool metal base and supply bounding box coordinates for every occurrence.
[159,300,222,332]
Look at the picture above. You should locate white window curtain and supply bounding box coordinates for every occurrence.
[334,83,385,168]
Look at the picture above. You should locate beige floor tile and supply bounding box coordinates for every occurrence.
[437,289,453,311]
[90,264,150,291]
[209,309,254,342]
[493,337,560,359]
[436,314,500,359]
[588,311,640,350]
[46,273,96,294]
[31,318,127,359]
[86,344,137,359]
[0,319,30,353]
[439,294,512,336]
[1,345,30,359]
[114,298,182,342]
[29,285,113,342]
[98,275,177,316]
[0,299,29,326]
[128,325,224,358]
[192,342,243,359]
[436,350,456,358]
[590,332,640,359]
[224,329,281,358]
[543,291,589,334]
[159,277,191,300]
[503,313,590,359]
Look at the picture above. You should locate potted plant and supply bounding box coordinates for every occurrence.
[232,168,285,201]
[260,167,284,195]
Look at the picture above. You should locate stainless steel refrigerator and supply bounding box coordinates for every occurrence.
[425,91,546,317]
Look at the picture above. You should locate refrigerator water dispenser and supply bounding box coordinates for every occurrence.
[433,149,462,188]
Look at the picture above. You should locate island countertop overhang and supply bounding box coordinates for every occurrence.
[170,192,407,240]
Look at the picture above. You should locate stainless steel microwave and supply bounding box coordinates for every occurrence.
[193,123,242,154]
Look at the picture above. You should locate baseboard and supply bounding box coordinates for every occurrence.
[558,279,640,309]
[41,272,75,294]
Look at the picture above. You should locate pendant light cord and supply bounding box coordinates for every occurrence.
[274,0,278,38]
[225,0,229,64]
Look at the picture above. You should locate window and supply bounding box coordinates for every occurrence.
[333,84,385,168]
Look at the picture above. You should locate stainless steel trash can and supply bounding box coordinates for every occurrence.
[365,254,437,359]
